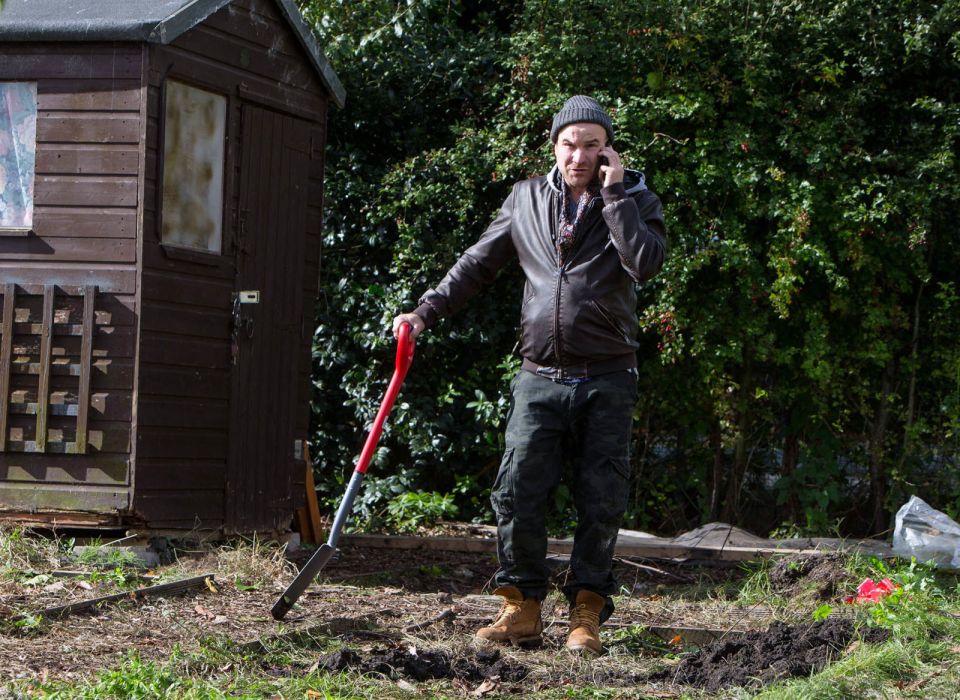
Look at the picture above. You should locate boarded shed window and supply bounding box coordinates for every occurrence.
[0,82,37,230]
[161,80,226,253]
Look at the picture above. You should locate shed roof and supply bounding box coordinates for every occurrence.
[0,0,345,107]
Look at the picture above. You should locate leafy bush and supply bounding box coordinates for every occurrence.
[302,0,960,536]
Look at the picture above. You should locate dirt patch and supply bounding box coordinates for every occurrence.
[317,645,528,682]
[650,617,889,691]
[768,555,856,602]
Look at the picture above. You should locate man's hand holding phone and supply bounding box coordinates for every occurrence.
[597,144,624,189]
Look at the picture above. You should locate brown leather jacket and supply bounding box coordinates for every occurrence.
[414,166,666,377]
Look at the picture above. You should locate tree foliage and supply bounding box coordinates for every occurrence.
[301,0,960,536]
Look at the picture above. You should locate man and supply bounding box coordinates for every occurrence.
[393,95,666,654]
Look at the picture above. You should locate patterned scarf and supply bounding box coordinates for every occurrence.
[557,185,597,265]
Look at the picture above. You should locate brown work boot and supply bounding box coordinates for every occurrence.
[565,589,605,655]
[475,586,543,647]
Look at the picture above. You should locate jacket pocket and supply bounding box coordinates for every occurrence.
[590,298,629,341]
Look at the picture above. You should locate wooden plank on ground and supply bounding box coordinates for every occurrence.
[8,574,216,623]
[338,534,892,562]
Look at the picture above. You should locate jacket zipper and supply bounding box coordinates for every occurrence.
[552,194,600,372]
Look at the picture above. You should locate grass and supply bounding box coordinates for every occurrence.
[6,524,960,699]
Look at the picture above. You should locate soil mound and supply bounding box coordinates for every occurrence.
[317,645,528,682]
[650,618,888,691]
[768,555,854,601]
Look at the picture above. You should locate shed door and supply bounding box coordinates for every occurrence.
[226,104,310,532]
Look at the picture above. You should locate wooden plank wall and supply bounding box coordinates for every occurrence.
[0,45,141,516]
[136,0,327,530]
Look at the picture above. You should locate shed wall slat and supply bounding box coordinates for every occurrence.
[37,144,139,176]
[0,483,127,513]
[172,25,316,92]
[137,365,230,399]
[0,266,136,294]
[37,80,141,111]
[133,491,223,526]
[35,176,137,207]
[134,460,225,491]
[0,51,141,80]
[141,269,231,308]
[140,305,230,340]
[32,208,135,239]
[38,113,140,144]
[0,236,137,263]
[138,333,229,369]
[137,397,229,430]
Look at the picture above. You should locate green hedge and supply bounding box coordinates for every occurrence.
[301,0,960,536]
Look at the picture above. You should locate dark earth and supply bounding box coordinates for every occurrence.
[650,618,890,692]
[318,645,528,683]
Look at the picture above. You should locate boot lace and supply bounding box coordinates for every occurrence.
[494,600,523,626]
[570,603,600,634]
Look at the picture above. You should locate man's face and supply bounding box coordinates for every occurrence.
[554,123,607,192]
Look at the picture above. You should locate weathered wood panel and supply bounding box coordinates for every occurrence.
[141,269,231,308]
[137,397,229,430]
[32,208,135,239]
[37,144,139,176]
[0,483,128,513]
[138,334,229,370]
[34,176,137,207]
[0,236,136,263]
[0,50,141,81]
[137,428,228,460]
[138,364,230,399]
[140,305,230,340]
[132,491,223,527]
[37,113,140,144]
[37,80,141,111]
[0,266,136,293]
[134,460,225,491]
[171,26,317,93]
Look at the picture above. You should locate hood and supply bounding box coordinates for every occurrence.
[546,165,647,195]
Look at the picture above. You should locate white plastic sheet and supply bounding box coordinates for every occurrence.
[892,495,960,569]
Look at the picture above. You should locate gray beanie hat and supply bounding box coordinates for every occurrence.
[550,95,614,143]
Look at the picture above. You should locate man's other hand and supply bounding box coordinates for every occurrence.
[392,313,425,339]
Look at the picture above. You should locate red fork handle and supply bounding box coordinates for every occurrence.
[354,323,415,475]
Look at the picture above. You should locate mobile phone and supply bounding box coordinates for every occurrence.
[598,141,612,167]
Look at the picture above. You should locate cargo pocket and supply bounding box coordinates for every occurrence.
[490,448,515,518]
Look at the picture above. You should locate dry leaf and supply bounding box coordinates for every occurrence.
[395,679,417,692]
[42,581,66,593]
[204,577,218,593]
[194,604,215,620]
[305,691,324,699]
[213,615,228,625]
[473,677,500,696]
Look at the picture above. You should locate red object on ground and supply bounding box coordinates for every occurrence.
[844,577,899,604]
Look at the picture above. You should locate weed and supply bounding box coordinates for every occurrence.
[0,525,62,572]
[214,535,293,590]
[384,491,457,533]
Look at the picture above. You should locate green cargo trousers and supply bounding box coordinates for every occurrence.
[491,368,636,621]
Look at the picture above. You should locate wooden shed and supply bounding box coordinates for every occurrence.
[0,0,345,533]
